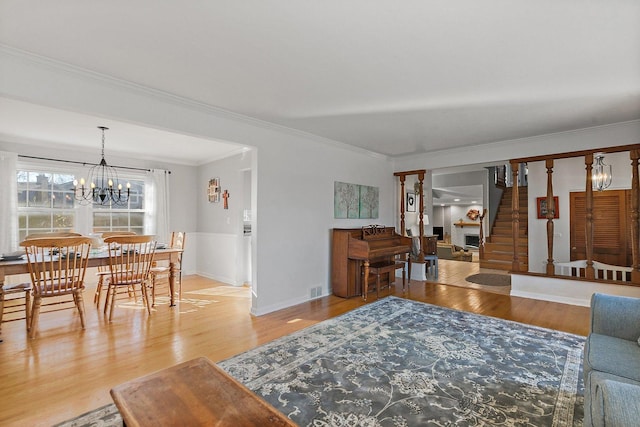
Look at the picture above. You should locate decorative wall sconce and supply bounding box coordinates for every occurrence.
[592,153,612,191]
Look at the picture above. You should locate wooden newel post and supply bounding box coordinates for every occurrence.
[630,150,640,284]
[511,161,521,272]
[584,153,595,279]
[399,175,406,234]
[545,159,556,275]
[417,171,425,262]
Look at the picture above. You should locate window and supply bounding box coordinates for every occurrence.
[17,166,147,240]
[92,178,146,235]
[17,170,76,241]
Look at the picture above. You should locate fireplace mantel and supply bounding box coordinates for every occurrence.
[454,221,479,228]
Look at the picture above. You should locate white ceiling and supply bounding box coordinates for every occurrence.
[0,98,245,165]
[433,185,483,206]
[0,0,639,163]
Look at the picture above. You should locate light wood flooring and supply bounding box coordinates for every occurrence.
[0,260,590,426]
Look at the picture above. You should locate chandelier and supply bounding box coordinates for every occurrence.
[73,126,130,205]
[592,153,612,192]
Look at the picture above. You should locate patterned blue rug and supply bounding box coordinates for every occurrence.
[219,297,584,426]
[56,297,584,426]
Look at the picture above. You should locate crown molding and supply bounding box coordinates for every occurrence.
[0,44,389,161]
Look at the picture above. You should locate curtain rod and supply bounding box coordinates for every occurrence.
[18,154,171,174]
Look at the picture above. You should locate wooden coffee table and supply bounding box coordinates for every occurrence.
[110,356,296,426]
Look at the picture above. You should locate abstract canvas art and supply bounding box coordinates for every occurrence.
[334,181,378,219]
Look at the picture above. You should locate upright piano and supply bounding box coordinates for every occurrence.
[332,225,412,298]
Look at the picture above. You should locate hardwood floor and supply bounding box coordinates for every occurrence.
[0,262,590,427]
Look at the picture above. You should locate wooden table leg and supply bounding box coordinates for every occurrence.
[169,261,176,307]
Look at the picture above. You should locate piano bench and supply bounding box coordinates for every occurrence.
[363,261,405,301]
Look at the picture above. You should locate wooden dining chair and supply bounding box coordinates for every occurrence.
[0,282,31,334]
[20,236,92,338]
[94,231,137,306]
[149,231,186,307]
[6,232,82,329]
[104,235,156,321]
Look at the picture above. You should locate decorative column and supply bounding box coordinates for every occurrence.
[585,153,595,279]
[395,170,428,268]
[399,175,406,234]
[511,161,521,272]
[545,159,556,275]
[631,150,640,284]
[417,171,425,262]
[479,208,487,260]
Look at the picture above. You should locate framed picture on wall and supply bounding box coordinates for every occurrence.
[208,177,221,203]
[406,192,416,212]
[536,196,559,219]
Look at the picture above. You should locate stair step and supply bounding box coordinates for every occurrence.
[481,251,526,262]
[484,242,528,252]
[492,227,527,236]
[493,220,528,228]
[488,235,529,244]
[480,259,529,272]
[495,213,528,219]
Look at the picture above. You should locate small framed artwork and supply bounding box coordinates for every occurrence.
[536,196,559,219]
[208,177,221,203]
[406,192,416,212]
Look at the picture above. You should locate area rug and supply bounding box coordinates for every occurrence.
[52,403,121,427]
[220,296,584,426]
[465,272,512,286]
[56,296,584,426]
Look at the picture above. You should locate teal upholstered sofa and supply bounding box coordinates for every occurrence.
[584,293,640,426]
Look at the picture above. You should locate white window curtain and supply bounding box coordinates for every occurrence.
[145,169,170,244]
[0,151,18,253]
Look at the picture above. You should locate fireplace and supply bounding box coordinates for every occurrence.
[464,234,480,248]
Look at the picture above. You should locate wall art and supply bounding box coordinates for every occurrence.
[208,177,220,203]
[536,196,559,219]
[334,181,379,219]
[406,192,416,212]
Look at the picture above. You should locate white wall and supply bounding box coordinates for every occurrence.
[512,273,640,307]
[195,151,252,286]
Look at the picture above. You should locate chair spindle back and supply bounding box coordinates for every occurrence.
[20,237,92,296]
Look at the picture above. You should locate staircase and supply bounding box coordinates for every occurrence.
[480,186,529,271]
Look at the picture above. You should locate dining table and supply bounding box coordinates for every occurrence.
[0,247,183,331]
